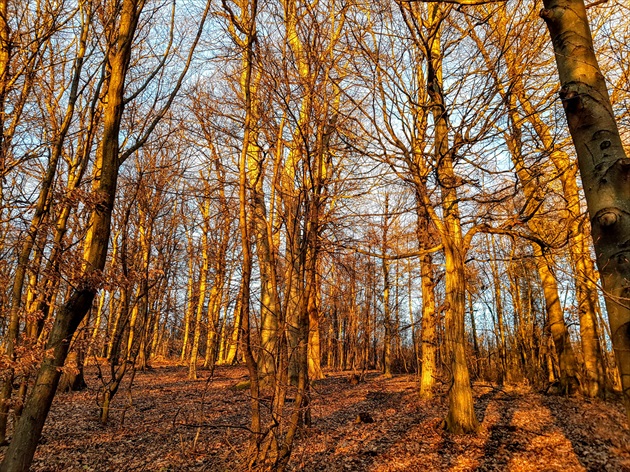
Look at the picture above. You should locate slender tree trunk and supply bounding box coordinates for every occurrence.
[489,238,508,384]
[307,272,324,380]
[180,229,196,363]
[224,288,243,365]
[382,196,393,377]
[407,264,420,374]
[189,207,210,380]
[534,246,580,393]
[468,291,480,380]
[246,69,280,383]
[203,284,222,369]
[236,6,262,457]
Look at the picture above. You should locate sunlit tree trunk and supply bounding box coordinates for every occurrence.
[245,71,280,383]
[416,190,439,398]
[281,0,310,385]
[223,285,243,365]
[126,206,152,367]
[425,3,478,433]
[489,238,508,383]
[534,245,580,392]
[308,269,324,380]
[189,200,210,380]
[222,0,280,384]
[203,283,223,369]
[180,227,196,362]
[541,0,630,419]
[88,274,107,358]
[468,290,480,379]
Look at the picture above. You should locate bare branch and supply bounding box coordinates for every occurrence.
[585,0,608,8]
[341,243,443,260]
[400,0,506,5]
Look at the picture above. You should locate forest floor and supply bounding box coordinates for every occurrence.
[2,363,629,472]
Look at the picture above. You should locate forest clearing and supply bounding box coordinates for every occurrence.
[3,363,629,471]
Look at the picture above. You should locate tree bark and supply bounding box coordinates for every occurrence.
[189,201,210,380]
[534,246,581,393]
[541,0,630,419]
[419,253,438,398]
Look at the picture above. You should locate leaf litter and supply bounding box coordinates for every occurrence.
[1,363,628,471]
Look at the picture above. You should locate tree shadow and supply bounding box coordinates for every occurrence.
[472,390,519,471]
[432,388,515,470]
[540,395,630,472]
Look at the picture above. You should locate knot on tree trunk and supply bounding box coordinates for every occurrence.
[595,208,620,227]
[559,87,583,113]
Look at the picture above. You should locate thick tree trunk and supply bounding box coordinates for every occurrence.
[541,0,630,420]
[443,240,479,434]
[419,253,437,399]
[425,3,478,433]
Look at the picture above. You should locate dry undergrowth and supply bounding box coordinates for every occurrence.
[2,363,629,471]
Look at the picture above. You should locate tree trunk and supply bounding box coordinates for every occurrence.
[307,273,324,380]
[382,196,393,377]
[189,206,210,380]
[443,239,479,434]
[426,3,478,433]
[490,238,508,384]
[180,229,196,362]
[224,286,243,365]
[534,246,581,393]
[419,253,437,398]
[541,0,630,421]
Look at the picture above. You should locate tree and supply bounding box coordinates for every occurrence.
[409,0,629,424]
[0,0,210,467]
[0,0,143,466]
[540,0,630,420]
